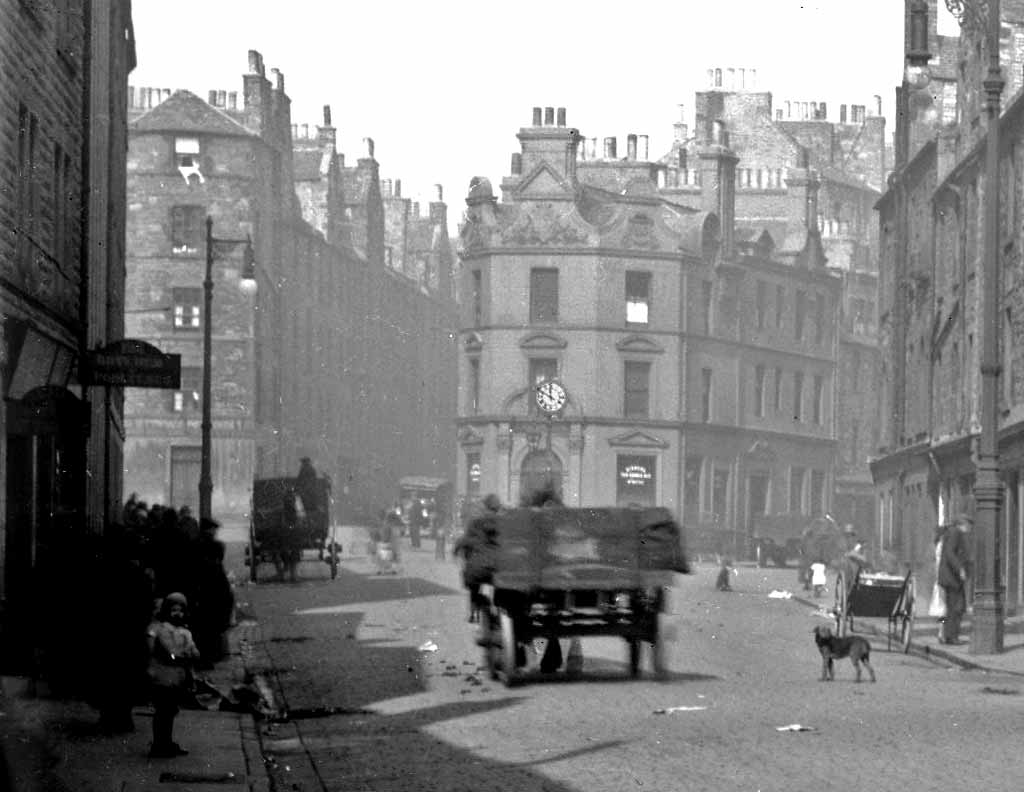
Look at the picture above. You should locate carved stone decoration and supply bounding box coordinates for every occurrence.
[622,213,659,250]
[500,203,589,247]
[495,422,513,450]
[461,218,492,251]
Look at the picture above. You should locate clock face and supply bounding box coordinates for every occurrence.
[535,380,567,413]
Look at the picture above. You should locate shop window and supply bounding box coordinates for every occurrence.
[617,454,656,507]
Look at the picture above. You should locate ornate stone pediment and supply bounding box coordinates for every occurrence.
[615,335,664,354]
[499,202,593,247]
[519,332,567,350]
[608,430,669,449]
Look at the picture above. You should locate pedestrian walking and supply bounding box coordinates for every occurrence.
[938,514,973,645]
[809,559,827,598]
[146,592,201,758]
[715,556,734,591]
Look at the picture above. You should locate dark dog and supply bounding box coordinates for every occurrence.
[813,625,876,683]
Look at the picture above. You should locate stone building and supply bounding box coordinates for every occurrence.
[872,0,1024,611]
[0,0,136,671]
[457,107,839,557]
[658,69,888,538]
[124,51,456,533]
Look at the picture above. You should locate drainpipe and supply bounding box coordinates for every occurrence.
[78,0,94,530]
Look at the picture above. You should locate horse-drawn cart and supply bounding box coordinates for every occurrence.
[833,569,915,652]
[247,476,338,582]
[469,506,689,686]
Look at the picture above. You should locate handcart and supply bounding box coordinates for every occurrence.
[247,476,339,582]
[467,506,689,687]
[833,569,915,652]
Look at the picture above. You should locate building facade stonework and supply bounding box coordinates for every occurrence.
[124,51,456,532]
[872,0,1024,612]
[1,0,136,671]
[457,108,840,558]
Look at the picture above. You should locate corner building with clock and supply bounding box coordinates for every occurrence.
[456,107,841,556]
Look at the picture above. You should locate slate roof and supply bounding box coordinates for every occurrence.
[130,90,252,137]
[293,149,326,181]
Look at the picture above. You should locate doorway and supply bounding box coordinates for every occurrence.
[519,450,562,504]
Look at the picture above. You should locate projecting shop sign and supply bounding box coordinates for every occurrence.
[86,339,181,389]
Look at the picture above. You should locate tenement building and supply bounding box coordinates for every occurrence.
[124,50,456,532]
[457,107,839,556]
[1,1,136,673]
[658,67,888,538]
[872,0,1024,611]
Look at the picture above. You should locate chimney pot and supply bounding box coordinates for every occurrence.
[208,90,218,105]
[556,107,566,126]
[435,184,443,202]
[228,91,237,110]
[638,135,649,162]
[750,68,757,88]
[604,137,617,159]
[394,178,402,197]
[270,68,284,92]
[511,152,522,174]
[248,49,261,74]
[323,105,332,126]
[532,107,542,125]
[544,107,555,125]
[382,179,393,198]
[627,134,637,161]
[302,124,309,138]
[363,137,375,159]
[218,90,227,107]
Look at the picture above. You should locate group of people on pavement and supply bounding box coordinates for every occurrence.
[89,495,236,756]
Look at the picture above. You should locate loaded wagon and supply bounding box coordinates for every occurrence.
[247,476,339,582]
[466,506,690,686]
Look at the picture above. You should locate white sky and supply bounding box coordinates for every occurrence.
[130,1,962,221]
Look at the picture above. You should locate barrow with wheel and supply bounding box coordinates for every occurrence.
[833,569,915,652]
[247,476,339,582]
[468,506,689,687]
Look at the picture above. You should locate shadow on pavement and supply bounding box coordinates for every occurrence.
[269,698,627,792]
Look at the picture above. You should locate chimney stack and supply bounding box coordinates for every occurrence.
[381,179,393,198]
[323,105,332,126]
[363,137,375,159]
[434,184,443,202]
[604,137,617,159]
[556,107,566,126]
[627,134,638,161]
[271,68,284,92]
[394,178,402,198]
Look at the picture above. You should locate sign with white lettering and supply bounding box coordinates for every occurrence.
[86,339,181,389]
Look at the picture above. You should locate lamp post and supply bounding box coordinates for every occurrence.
[945,0,1005,653]
[201,216,258,523]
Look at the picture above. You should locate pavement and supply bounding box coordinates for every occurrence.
[3,539,1024,792]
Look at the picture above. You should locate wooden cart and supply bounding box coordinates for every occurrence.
[470,506,689,686]
[247,476,339,582]
[833,569,915,652]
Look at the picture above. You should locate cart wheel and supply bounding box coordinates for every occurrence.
[497,609,520,687]
[481,609,500,680]
[833,573,847,636]
[627,638,641,678]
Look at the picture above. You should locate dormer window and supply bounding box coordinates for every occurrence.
[175,137,205,184]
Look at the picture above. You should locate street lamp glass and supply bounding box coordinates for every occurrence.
[238,276,258,296]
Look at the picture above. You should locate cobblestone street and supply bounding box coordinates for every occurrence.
[230,535,1024,792]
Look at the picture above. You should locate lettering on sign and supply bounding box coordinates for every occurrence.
[620,464,652,486]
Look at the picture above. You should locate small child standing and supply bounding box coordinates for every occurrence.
[715,557,735,591]
[810,560,828,598]
[146,592,200,758]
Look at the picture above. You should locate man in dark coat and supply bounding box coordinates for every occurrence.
[938,513,973,644]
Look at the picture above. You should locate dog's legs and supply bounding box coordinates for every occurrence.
[863,658,876,683]
[854,660,862,683]
[827,657,835,681]
[820,658,829,682]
